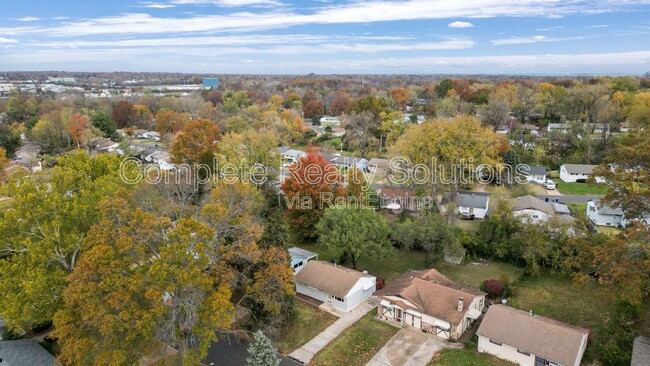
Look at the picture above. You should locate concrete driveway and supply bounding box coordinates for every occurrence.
[366,327,447,366]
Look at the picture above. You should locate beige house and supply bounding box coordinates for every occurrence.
[477,305,590,366]
[294,261,376,313]
[376,269,486,341]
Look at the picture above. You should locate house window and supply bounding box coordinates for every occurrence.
[517,349,531,356]
[533,215,539,219]
[489,339,502,346]
[333,296,344,302]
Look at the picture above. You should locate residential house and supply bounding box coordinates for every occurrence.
[146,150,174,171]
[142,131,161,142]
[517,123,541,136]
[454,192,490,219]
[95,138,120,153]
[379,186,428,213]
[512,195,573,225]
[631,336,650,366]
[283,149,306,166]
[131,129,147,139]
[0,339,57,365]
[294,261,376,313]
[331,127,346,137]
[318,152,338,164]
[309,125,327,137]
[477,305,590,366]
[288,247,318,274]
[523,165,547,184]
[319,116,341,126]
[376,269,486,341]
[367,158,391,174]
[332,156,368,171]
[547,123,572,134]
[559,164,603,183]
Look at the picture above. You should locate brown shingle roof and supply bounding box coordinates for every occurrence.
[477,305,589,366]
[376,269,485,324]
[294,261,374,299]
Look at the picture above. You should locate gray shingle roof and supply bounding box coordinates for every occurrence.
[454,192,489,209]
[525,165,547,176]
[632,336,650,366]
[562,164,597,175]
[0,340,56,366]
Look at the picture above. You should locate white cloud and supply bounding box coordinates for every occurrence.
[491,35,584,45]
[4,1,649,37]
[16,17,40,22]
[448,21,474,28]
[0,37,18,44]
[145,4,177,8]
[170,0,283,6]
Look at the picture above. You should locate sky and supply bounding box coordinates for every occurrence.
[1,0,650,74]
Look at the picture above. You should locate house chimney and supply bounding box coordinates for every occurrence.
[458,298,464,312]
[529,310,534,317]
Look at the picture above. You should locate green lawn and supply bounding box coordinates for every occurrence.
[435,261,525,289]
[274,301,337,354]
[299,242,428,281]
[596,226,623,236]
[310,312,399,366]
[430,335,516,366]
[507,273,617,362]
[555,180,609,195]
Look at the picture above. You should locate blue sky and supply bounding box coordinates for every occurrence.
[1,0,650,74]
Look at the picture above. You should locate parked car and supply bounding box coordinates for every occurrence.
[545,179,556,190]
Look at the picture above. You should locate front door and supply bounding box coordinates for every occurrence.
[395,309,403,323]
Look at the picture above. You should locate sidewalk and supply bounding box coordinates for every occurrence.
[288,297,377,364]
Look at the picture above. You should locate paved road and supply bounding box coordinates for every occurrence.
[366,327,448,366]
[204,335,301,366]
[535,195,603,203]
[289,297,378,364]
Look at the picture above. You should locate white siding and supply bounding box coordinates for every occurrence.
[512,209,551,225]
[478,335,536,366]
[586,201,623,227]
[527,174,546,184]
[296,277,375,313]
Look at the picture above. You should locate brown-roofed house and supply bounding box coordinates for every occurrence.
[375,269,486,341]
[294,261,376,313]
[477,305,590,366]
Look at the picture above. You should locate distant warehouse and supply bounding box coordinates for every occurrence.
[202,78,220,89]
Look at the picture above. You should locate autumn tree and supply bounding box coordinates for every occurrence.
[391,87,410,110]
[0,151,131,331]
[330,93,351,116]
[112,100,135,128]
[155,108,188,136]
[218,129,279,174]
[351,95,389,117]
[171,118,221,167]
[68,114,91,148]
[316,207,393,269]
[346,167,367,204]
[479,96,511,131]
[281,153,343,240]
[435,79,454,98]
[391,115,507,221]
[342,111,379,157]
[302,100,324,119]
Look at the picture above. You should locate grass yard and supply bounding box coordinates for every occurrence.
[555,180,609,195]
[274,301,338,354]
[310,312,399,366]
[299,242,428,281]
[507,272,617,362]
[596,226,623,236]
[430,336,516,366]
[435,261,525,289]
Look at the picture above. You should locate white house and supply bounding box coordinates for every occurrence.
[142,131,161,142]
[547,123,572,133]
[294,261,376,313]
[523,165,547,184]
[319,116,341,126]
[288,247,318,274]
[477,305,590,366]
[376,269,486,341]
[559,164,605,183]
[455,192,490,219]
[512,195,573,225]
[146,150,174,171]
[585,200,650,228]
[283,149,306,165]
[367,158,391,174]
[95,138,120,153]
[332,156,368,171]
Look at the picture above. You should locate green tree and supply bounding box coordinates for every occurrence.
[316,208,393,269]
[392,213,453,264]
[246,330,280,366]
[91,111,118,139]
[0,151,131,331]
[435,79,453,98]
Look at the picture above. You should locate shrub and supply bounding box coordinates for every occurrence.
[480,279,511,298]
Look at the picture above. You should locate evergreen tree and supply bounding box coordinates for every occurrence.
[246,331,280,366]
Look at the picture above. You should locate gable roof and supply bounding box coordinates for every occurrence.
[525,165,547,176]
[288,247,318,267]
[376,269,485,325]
[0,339,57,366]
[512,195,555,215]
[294,261,374,298]
[477,305,589,366]
[632,336,650,366]
[367,158,391,169]
[562,164,597,175]
[590,200,624,216]
[454,192,489,209]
